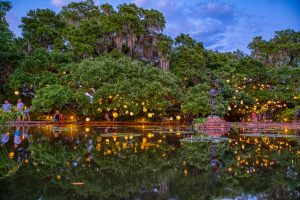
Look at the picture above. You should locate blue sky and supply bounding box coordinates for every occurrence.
[6,0,300,53]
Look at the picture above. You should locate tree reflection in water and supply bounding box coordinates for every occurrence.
[0,125,299,200]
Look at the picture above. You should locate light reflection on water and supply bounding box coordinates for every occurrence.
[0,125,299,200]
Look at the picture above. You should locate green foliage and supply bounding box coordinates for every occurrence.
[32,85,74,112]
[1,0,300,121]
[29,54,182,118]
[0,107,22,127]
[193,117,208,124]
[248,29,300,67]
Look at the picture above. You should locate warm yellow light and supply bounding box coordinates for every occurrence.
[85,128,90,132]
[184,169,188,176]
[113,112,118,118]
[85,117,90,122]
[176,115,181,120]
[14,91,19,95]
[70,116,74,120]
[97,108,102,112]
[9,151,14,159]
[130,112,134,116]
[226,79,230,83]
[147,113,153,118]
[147,133,154,138]
[143,107,147,112]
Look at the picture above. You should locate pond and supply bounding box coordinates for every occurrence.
[0,124,299,200]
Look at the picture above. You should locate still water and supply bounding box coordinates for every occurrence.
[0,124,299,200]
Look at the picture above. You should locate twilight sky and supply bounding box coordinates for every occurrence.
[6,0,300,53]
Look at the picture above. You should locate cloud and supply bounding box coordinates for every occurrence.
[51,0,82,7]
[51,0,65,7]
[134,0,149,6]
[155,1,238,51]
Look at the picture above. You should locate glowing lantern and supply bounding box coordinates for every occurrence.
[147,133,154,138]
[112,135,117,142]
[228,106,231,111]
[97,108,102,112]
[85,117,90,122]
[125,110,129,114]
[226,79,230,83]
[113,112,118,118]
[143,107,147,112]
[57,175,61,180]
[176,115,181,120]
[130,112,134,116]
[184,169,188,176]
[9,151,14,159]
[70,116,74,120]
[228,167,232,172]
[147,113,153,118]
[124,105,127,109]
[14,91,19,95]
[85,128,90,132]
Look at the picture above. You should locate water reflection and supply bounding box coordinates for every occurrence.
[0,125,299,200]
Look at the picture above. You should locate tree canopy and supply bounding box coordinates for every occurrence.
[0,0,299,121]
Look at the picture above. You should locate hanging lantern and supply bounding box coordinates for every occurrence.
[143,107,147,112]
[176,115,181,120]
[130,112,134,116]
[97,108,102,112]
[9,151,14,159]
[147,113,153,118]
[85,128,90,132]
[228,106,231,111]
[125,110,129,114]
[85,117,90,122]
[113,112,118,118]
[14,91,19,95]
